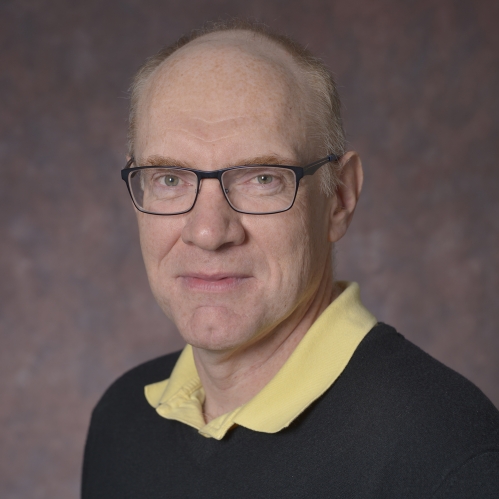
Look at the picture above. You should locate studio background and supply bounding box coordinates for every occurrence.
[1,0,498,497]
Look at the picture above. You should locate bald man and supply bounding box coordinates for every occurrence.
[82,21,499,498]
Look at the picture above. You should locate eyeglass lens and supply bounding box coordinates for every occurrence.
[128,167,298,215]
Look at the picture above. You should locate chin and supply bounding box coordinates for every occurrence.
[189,338,239,352]
[178,309,257,352]
[183,328,252,352]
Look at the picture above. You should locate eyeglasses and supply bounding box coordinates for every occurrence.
[121,154,339,216]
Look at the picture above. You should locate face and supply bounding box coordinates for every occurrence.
[134,34,336,352]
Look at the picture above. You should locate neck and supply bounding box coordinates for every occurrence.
[192,263,339,423]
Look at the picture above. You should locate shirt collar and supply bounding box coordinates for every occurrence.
[145,281,377,439]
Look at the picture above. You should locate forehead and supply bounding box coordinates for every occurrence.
[134,33,311,163]
[143,32,306,114]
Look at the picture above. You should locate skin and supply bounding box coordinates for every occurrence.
[133,31,363,421]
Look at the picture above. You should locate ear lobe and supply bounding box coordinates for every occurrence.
[328,152,364,243]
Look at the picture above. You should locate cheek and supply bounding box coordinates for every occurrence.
[137,213,182,273]
[248,207,313,294]
[280,189,331,285]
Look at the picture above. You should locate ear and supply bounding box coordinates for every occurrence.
[328,151,363,243]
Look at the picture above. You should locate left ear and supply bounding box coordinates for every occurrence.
[328,151,364,243]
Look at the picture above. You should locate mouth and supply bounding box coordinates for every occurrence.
[178,273,252,292]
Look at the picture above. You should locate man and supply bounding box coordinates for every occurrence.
[82,21,499,498]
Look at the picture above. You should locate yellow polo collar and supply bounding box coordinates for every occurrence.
[145,281,376,440]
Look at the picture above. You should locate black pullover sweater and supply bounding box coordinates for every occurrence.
[82,324,499,498]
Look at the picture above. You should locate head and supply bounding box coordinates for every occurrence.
[128,21,363,352]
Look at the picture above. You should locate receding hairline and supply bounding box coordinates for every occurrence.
[139,29,313,111]
[142,24,319,82]
[163,28,303,68]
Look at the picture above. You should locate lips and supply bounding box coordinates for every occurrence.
[178,273,252,292]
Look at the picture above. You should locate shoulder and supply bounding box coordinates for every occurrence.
[82,351,183,497]
[90,350,182,423]
[334,323,499,482]
[353,323,498,415]
[347,323,499,424]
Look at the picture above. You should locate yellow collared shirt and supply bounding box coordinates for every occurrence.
[145,281,377,440]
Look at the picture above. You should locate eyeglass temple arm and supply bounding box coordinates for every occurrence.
[303,154,340,176]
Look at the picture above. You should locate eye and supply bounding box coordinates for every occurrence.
[161,175,180,187]
[257,174,273,184]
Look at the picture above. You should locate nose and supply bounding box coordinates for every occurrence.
[181,178,246,251]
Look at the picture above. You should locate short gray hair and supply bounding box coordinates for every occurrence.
[128,19,346,195]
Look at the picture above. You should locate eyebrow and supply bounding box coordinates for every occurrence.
[142,155,192,168]
[140,154,299,168]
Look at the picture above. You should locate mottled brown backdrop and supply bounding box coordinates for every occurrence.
[1,0,498,497]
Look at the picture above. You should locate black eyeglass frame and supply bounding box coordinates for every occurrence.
[121,154,340,216]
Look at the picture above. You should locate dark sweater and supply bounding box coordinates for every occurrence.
[82,324,499,498]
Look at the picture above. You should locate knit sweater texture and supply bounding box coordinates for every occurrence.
[82,323,499,498]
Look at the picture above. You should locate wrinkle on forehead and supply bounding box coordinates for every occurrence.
[137,110,267,155]
[162,115,248,143]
